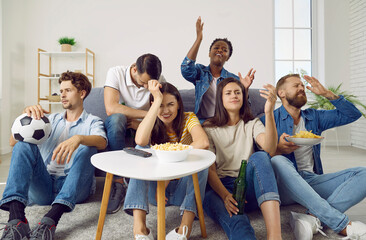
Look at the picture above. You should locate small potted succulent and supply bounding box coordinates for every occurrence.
[58,37,76,52]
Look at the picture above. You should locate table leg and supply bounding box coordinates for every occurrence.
[157,180,166,240]
[95,172,114,240]
[192,173,207,238]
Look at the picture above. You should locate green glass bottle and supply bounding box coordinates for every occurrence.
[232,160,247,215]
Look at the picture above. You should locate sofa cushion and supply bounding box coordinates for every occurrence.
[248,88,266,118]
[84,87,266,121]
[84,87,108,122]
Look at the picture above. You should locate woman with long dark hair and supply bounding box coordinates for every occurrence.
[203,78,282,239]
[123,81,209,240]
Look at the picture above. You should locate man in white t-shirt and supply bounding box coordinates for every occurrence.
[103,53,165,214]
[260,74,366,239]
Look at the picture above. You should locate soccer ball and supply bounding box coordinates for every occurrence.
[11,113,52,145]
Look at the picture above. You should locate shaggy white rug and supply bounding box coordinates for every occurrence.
[0,178,340,239]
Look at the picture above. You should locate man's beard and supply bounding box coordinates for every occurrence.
[62,102,72,110]
[286,93,307,108]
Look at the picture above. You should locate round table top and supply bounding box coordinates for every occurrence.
[91,148,215,181]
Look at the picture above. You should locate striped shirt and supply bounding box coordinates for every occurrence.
[167,112,200,144]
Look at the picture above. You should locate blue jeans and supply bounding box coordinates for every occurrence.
[271,155,366,233]
[0,141,97,211]
[104,113,128,151]
[123,168,209,216]
[203,151,280,240]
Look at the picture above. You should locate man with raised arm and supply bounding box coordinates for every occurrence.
[181,16,255,122]
[261,74,366,239]
[0,71,107,240]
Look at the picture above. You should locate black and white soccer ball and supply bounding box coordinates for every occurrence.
[11,113,52,145]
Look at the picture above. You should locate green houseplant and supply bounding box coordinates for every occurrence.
[58,37,76,52]
[308,83,366,118]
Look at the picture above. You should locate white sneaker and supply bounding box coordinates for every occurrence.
[135,228,154,240]
[166,225,188,240]
[344,221,366,240]
[290,211,326,240]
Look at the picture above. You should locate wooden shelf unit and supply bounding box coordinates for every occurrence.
[37,48,95,111]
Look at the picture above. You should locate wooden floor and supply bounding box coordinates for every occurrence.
[1,146,366,223]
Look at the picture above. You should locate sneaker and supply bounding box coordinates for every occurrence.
[29,217,56,240]
[344,221,366,240]
[135,228,154,240]
[166,225,188,240]
[290,211,326,240]
[107,181,127,214]
[0,219,30,240]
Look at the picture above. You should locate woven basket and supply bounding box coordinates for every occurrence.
[46,95,61,102]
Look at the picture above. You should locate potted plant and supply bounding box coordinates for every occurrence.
[58,37,76,52]
[308,83,366,118]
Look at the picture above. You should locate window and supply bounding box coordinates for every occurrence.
[274,0,312,82]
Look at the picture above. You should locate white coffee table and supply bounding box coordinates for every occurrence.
[91,148,215,240]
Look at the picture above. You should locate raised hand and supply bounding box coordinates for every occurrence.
[196,16,204,41]
[260,84,277,114]
[239,68,256,90]
[303,75,338,100]
[277,133,299,155]
[24,105,49,120]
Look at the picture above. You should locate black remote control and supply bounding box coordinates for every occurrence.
[123,147,152,158]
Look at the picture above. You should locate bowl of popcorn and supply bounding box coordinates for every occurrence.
[285,130,324,146]
[152,143,193,163]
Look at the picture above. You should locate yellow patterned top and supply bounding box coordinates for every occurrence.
[167,112,200,145]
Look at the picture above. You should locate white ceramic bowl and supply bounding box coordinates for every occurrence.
[285,136,324,146]
[153,145,193,163]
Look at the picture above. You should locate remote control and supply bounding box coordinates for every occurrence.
[123,147,152,158]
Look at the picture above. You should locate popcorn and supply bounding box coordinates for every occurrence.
[152,142,190,151]
[292,130,322,138]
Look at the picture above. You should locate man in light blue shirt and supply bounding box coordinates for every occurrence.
[260,74,366,239]
[0,71,107,240]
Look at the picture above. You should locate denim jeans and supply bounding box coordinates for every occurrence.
[0,141,97,211]
[271,155,366,233]
[203,151,280,240]
[123,168,209,216]
[104,113,128,151]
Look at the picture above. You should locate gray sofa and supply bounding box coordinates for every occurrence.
[84,87,266,123]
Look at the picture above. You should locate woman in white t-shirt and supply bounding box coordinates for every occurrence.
[203,78,282,239]
[123,81,209,240]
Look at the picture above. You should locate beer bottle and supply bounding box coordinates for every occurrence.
[232,160,247,214]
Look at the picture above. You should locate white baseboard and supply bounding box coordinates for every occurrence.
[0,146,12,155]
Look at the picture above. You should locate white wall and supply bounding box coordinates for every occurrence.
[1,0,274,153]
[22,0,274,90]
[1,0,364,153]
[322,0,354,146]
[1,0,26,154]
[349,0,366,149]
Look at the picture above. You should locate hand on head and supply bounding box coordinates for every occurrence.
[238,68,256,90]
[148,80,163,101]
[24,105,49,120]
